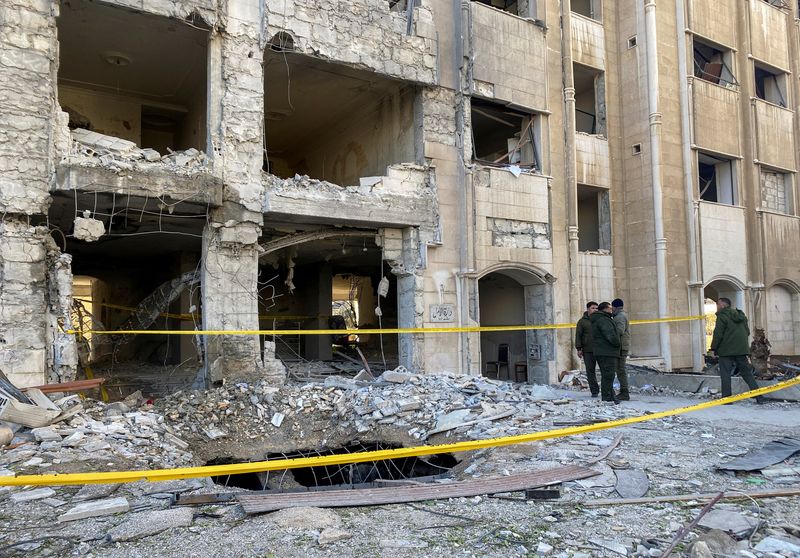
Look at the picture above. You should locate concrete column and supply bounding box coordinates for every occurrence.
[0,220,50,387]
[178,251,201,365]
[201,206,283,385]
[304,263,333,361]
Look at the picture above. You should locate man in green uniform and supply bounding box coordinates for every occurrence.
[611,298,630,401]
[590,301,621,404]
[575,301,599,397]
[710,297,764,403]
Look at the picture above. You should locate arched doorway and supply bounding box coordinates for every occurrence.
[477,267,553,384]
[703,277,745,350]
[767,282,800,355]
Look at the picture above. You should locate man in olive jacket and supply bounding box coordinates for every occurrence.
[710,297,763,402]
[575,301,600,397]
[612,298,631,401]
[590,301,621,403]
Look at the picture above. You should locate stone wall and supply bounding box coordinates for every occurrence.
[264,0,437,84]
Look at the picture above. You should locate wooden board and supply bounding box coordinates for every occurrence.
[237,465,599,514]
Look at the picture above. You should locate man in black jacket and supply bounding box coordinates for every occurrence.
[575,301,599,397]
[590,301,622,404]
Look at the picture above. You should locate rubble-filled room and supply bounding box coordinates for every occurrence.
[263,44,420,185]
[43,191,207,398]
[57,0,210,157]
[257,227,400,379]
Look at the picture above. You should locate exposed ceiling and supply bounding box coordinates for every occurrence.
[58,0,208,104]
[263,52,404,154]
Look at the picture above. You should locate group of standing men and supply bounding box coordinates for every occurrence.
[575,299,630,404]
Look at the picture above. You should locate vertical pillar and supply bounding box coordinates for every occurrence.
[304,263,333,361]
[178,251,201,365]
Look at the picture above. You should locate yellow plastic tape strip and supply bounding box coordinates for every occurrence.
[2,375,797,487]
[66,315,707,336]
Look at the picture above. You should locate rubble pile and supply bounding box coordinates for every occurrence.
[1,391,192,476]
[67,129,208,175]
[157,369,643,457]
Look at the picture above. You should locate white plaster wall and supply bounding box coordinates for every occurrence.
[571,14,605,71]
[766,285,798,355]
[699,202,748,283]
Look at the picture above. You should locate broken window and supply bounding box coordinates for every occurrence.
[470,98,542,171]
[755,63,788,107]
[762,0,789,8]
[263,51,418,184]
[693,39,736,88]
[57,0,209,154]
[571,0,601,20]
[698,152,737,205]
[577,185,611,252]
[761,169,794,214]
[472,0,521,16]
[573,64,606,136]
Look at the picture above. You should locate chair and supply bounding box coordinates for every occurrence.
[514,362,528,383]
[486,344,509,380]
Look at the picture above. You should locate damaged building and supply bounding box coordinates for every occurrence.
[1,0,800,394]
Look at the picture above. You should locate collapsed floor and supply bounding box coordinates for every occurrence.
[1,370,800,557]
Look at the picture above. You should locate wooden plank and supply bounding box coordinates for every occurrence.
[237,465,598,513]
[584,487,800,507]
[23,378,106,394]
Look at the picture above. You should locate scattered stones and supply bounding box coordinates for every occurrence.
[381,369,413,383]
[30,426,61,442]
[536,541,554,555]
[754,536,800,554]
[0,426,13,446]
[698,509,759,538]
[271,412,285,427]
[10,487,56,502]
[266,507,341,530]
[318,527,353,545]
[58,497,130,523]
[73,483,121,502]
[696,528,738,555]
[106,507,194,542]
[689,542,713,558]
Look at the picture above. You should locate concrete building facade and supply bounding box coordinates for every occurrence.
[0,0,798,389]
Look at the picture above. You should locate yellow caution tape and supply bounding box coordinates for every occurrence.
[73,298,316,322]
[2,375,797,487]
[66,315,707,336]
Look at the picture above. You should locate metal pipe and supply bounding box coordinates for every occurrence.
[644,0,672,371]
[560,0,581,369]
[675,0,703,372]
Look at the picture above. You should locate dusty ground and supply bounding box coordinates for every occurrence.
[1,384,799,557]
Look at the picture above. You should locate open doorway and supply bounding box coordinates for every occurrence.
[703,279,745,350]
[477,269,553,384]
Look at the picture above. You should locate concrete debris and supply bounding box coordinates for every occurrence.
[754,535,800,554]
[695,529,738,556]
[689,541,713,558]
[69,129,208,175]
[9,487,56,502]
[697,509,759,538]
[318,527,353,545]
[0,425,13,446]
[72,214,105,242]
[31,426,61,442]
[73,483,121,502]
[57,496,130,523]
[106,507,194,542]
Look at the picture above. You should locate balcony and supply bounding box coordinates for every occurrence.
[575,133,610,187]
[753,99,796,171]
[761,211,800,284]
[749,0,790,71]
[691,78,740,156]
[689,0,736,49]
[571,14,605,70]
[470,2,547,111]
[264,0,438,84]
[473,166,552,265]
[699,201,747,282]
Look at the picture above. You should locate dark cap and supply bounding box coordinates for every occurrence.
[612,298,624,308]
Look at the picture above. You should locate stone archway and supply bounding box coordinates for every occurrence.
[703,277,746,350]
[476,266,554,384]
[766,282,800,356]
